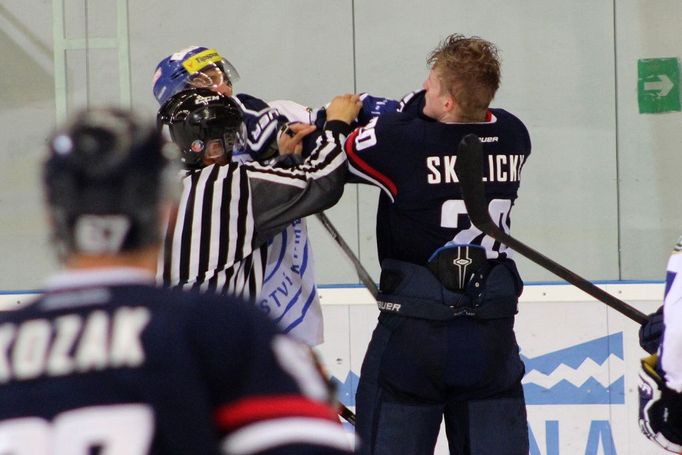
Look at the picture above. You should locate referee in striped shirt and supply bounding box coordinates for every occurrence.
[158,88,361,303]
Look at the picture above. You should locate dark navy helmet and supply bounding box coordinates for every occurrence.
[159,88,242,169]
[44,108,178,257]
[152,46,240,105]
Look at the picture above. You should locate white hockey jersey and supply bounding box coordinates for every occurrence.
[661,236,682,392]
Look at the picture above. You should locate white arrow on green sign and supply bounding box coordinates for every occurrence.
[644,74,674,97]
[638,58,680,114]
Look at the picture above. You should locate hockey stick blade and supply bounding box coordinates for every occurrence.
[315,212,379,299]
[454,134,648,325]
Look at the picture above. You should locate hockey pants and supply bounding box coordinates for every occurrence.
[354,313,528,455]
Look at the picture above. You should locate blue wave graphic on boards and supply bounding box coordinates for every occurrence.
[330,333,625,407]
[331,372,359,407]
[521,333,624,405]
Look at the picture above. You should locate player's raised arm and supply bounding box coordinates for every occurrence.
[245,94,362,243]
[324,94,363,124]
[276,94,363,156]
[277,122,316,156]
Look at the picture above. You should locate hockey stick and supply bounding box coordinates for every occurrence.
[315,211,379,299]
[313,211,373,427]
[338,404,356,426]
[453,134,648,325]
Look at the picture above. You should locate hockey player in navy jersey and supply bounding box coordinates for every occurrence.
[153,46,325,346]
[0,108,353,454]
[639,236,682,453]
[342,34,532,455]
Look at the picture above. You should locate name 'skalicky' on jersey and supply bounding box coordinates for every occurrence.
[426,144,527,184]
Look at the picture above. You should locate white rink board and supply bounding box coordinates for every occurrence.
[0,283,669,454]
[316,283,668,455]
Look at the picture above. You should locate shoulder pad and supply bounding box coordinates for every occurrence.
[233,93,269,112]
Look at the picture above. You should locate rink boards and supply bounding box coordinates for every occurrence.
[0,283,668,455]
[316,283,667,455]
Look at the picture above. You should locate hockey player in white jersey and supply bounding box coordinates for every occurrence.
[639,236,682,452]
[153,46,324,346]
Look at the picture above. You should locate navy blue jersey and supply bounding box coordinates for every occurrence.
[0,269,351,454]
[346,90,531,265]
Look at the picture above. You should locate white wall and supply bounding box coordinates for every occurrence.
[1,0,680,287]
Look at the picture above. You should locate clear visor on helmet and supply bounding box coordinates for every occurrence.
[203,139,226,161]
[202,130,238,165]
[187,59,240,89]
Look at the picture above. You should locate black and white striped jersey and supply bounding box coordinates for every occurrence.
[159,121,350,300]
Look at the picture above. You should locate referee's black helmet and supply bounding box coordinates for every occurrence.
[158,88,242,169]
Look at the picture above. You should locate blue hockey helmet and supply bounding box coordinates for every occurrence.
[152,46,240,105]
[44,108,178,257]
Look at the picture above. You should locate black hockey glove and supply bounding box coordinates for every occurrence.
[639,306,664,354]
[638,355,682,453]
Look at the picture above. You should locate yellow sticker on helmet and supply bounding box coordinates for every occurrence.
[182,48,223,74]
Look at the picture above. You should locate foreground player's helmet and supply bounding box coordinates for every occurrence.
[152,46,240,105]
[160,88,242,169]
[44,108,177,257]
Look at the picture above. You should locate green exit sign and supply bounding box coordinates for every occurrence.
[638,58,680,114]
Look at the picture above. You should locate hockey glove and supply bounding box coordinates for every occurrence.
[638,355,682,453]
[357,93,401,125]
[639,306,664,354]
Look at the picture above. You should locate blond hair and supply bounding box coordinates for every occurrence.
[427,34,501,118]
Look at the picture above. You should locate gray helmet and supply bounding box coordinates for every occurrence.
[44,108,176,256]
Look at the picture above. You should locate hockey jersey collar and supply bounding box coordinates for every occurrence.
[442,111,497,124]
[45,267,156,291]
